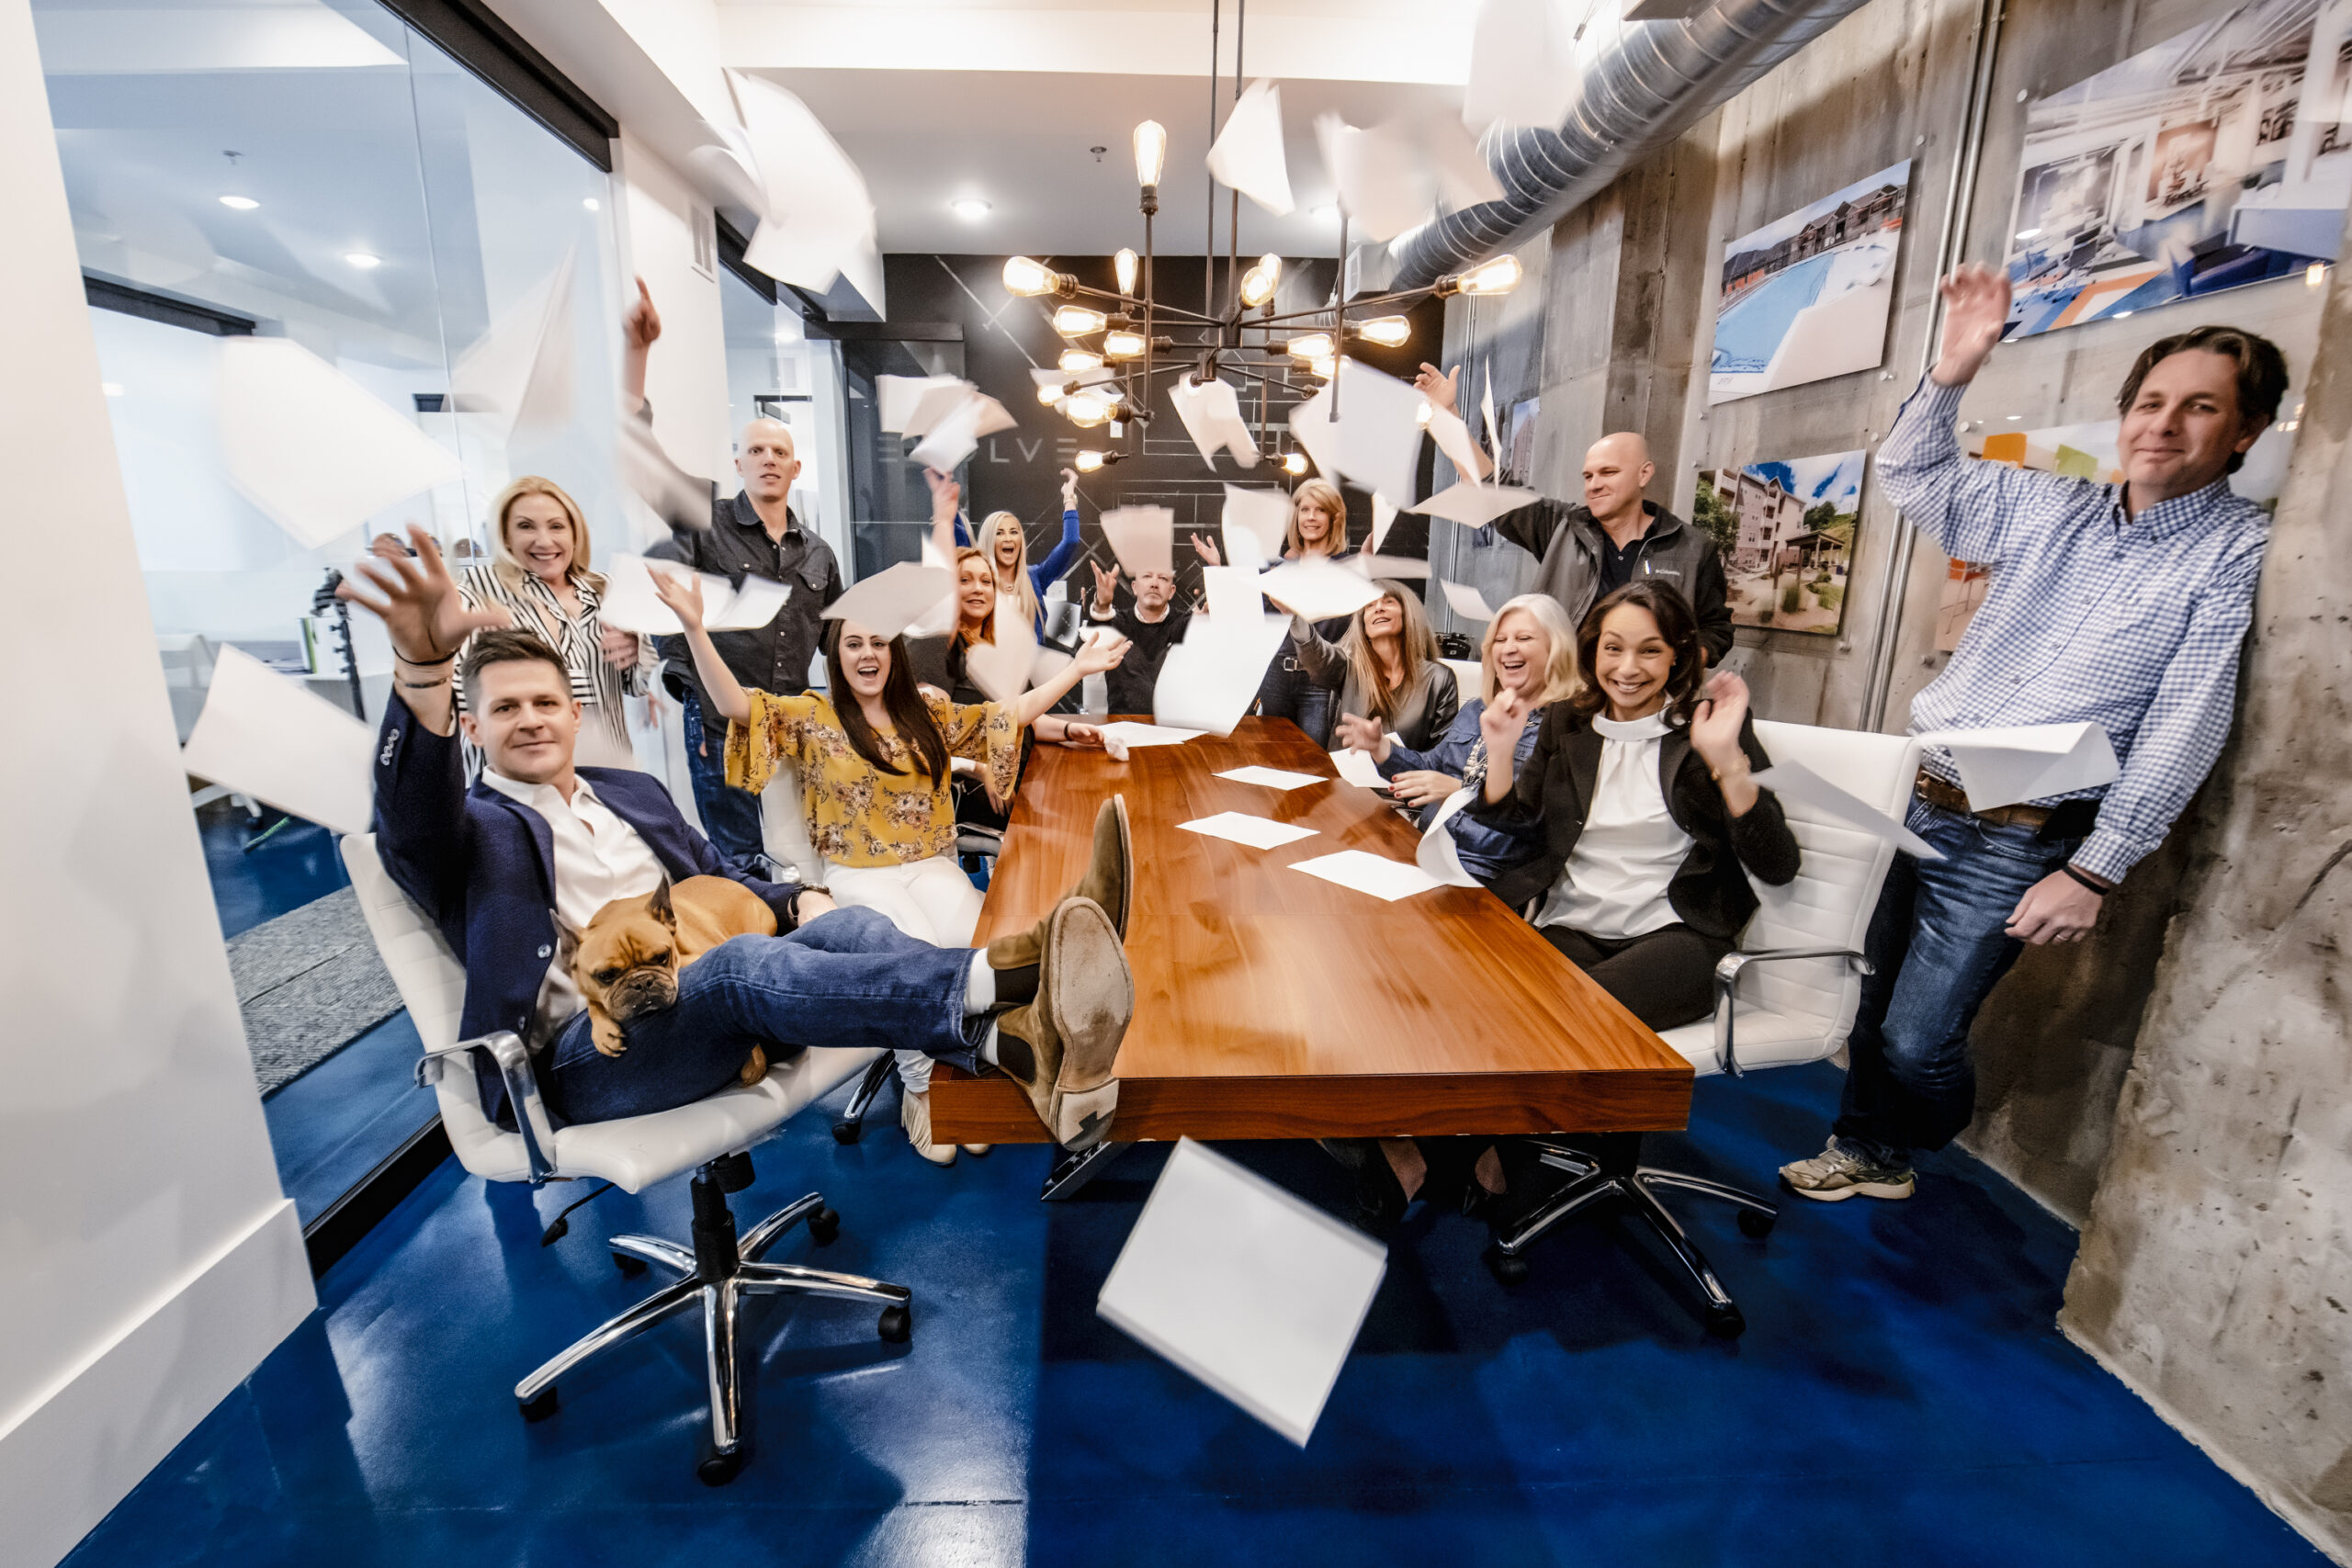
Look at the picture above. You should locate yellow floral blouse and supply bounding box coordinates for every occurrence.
[723,689,1019,867]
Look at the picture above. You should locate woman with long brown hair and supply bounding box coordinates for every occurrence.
[1281,578,1460,752]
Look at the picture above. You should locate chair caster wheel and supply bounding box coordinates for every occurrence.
[807,1206,841,1246]
[877,1303,912,1343]
[696,1444,746,1487]
[612,1250,649,1278]
[831,1119,862,1145]
[1485,1247,1530,1286]
[1705,1303,1747,1340]
[1737,1209,1776,1239]
[518,1386,559,1422]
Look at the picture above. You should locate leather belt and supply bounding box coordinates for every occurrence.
[1914,767,2052,829]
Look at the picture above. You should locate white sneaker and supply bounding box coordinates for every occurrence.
[901,1089,956,1167]
[1779,1138,1915,1201]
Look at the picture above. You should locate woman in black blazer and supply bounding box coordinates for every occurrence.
[1476,580,1799,1028]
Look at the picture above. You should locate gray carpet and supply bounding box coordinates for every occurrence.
[227,887,405,1095]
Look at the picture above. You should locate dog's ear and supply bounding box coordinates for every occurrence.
[646,877,676,928]
[552,915,584,972]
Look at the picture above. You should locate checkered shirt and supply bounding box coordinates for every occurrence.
[1880,376,2269,882]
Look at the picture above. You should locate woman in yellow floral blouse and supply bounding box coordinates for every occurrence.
[655,568,1127,1162]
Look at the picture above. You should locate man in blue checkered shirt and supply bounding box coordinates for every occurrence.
[1781,263,2286,1204]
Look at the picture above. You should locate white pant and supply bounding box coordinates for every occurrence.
[821,854,982,1094]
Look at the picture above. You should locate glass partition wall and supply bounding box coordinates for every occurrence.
[35,0,626,1240]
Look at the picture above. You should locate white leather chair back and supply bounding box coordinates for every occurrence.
[1442,659,1482,706]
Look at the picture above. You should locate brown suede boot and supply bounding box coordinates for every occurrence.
[986,795,1130,986]
[989,896,1130,1149]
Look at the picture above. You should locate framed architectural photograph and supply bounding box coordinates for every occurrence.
[1707,161,1912,403]
[1691,449,1865,635]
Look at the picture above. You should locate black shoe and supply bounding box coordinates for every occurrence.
[1351,1146,1413,1238]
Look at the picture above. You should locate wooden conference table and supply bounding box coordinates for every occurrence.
[929,718,1692,1187]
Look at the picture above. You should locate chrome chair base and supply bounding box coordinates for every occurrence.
[1485,1133,1776,1340]
[830,1054,898,1143]
[513,1156,911,1484]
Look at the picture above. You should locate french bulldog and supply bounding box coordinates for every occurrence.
[566,876,778,1086]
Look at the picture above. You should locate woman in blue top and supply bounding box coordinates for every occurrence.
[926,467,1084,636]
[1334,592,1579,893]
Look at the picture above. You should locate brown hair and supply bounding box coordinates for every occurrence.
[1570,581,1706,725]
[488,476,603,593]
[824,623,951,786]
[460,628,571,711]
[1342,581,1440,723]
[1286,479,1348,558]
[2115,325,2289,473]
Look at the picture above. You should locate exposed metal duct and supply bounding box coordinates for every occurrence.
[1386,0,1874,290]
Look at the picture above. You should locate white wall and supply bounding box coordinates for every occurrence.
[0,4,314,1563]
[613,127,734,498]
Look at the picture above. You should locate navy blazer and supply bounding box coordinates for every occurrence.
[370,694,804,1127]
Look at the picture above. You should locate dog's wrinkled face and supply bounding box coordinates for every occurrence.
[570,882,683,1024]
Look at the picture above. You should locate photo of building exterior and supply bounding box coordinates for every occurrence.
[1692,449,1865,634]
[1706,161,1912,403]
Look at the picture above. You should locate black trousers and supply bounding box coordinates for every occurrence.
[1540,922,1731,1032]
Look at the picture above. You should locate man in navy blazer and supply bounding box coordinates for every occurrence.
[339,525,1134,1150]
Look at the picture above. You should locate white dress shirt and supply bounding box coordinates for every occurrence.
[481,768,667,1046]
[1537,710,1692,941]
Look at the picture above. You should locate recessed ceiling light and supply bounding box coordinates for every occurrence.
[218,195,258,210]
[951,197,991,221]
[345,252,382,269]
[582,197,600,212]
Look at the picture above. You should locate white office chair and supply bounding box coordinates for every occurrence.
[341,833,908,1485]
[1486,721,1920,1339]
[1442,658,1482,707]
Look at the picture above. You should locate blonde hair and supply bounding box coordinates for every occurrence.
[489,476,602,594]
[1343,581,1440,724]
[1481,592,1582,706]
[978,510,1040,627]
[950,546,997,654]
[1286,479,1347,558]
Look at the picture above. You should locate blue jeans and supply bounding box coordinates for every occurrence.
[546,908,981,1125]
[1832,798,2081,1167]
[682,686,766,869]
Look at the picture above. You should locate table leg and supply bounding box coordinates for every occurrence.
[1040,1140,1133,1201]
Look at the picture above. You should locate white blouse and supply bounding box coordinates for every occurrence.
[1537,710,1692,940]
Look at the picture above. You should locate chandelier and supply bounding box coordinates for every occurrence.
[1002,109,1521,475]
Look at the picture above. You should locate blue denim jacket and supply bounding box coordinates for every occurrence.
[1379,698,1546,891]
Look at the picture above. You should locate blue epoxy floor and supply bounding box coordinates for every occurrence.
[64,1062,2324,1566]
[196,801,350,940]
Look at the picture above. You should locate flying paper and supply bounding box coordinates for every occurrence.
[1753,761,1944,861]
[1179,812,1321,851]
[1202,565,1263,624]
[1296,359,1428,506]
[598,555,793,637]
[1097,1138,1385,1448]
[963,615,1041,704]
[1155,614,1293,736]
[898,377,977,437]
[1464,0,1579,132]
[686,116,767,213]
[1102,505,1177,579]
[880,373,967,434]
[180,644,375,836]
[1100,720,1204,748]
[618,412,718,533]
[1288,386,1342,489]
[1216,765,1323,791]
[909,394,987,472]
[1288,849,1447,902]
[1204,78,1295,216]
[1416,788,1485,888]
[1913,722,2120,812]
[1347,553,1431,581]
[732,71,886,316]
[1329,748,1388,789]
[217,337,462,548]
[1314,113,1433,243]
[1438,577,1497,621]
[1170,377,1261,468]
[1259,558,1384,623]
[1419,109,1506,209]
[1222,484,1292,561]
[1371,491,1398,551]
[1480,365,1498,454]
[820,561,954,641]
[1412,480,1541,526]
[447,246,576,441]
[1427,402,1485,489]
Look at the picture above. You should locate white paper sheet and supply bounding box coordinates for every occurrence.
[1371,491,1398,552]
[1331,359,1428,507]
[1099,720,1204,748]
[733,71,886,315]
[1437,576,1497,622]
[180,644,375,836]
[1260,558,1384,623]
[1288,386,1343,490]
[1201,565,1262,625]
[217,337,463,548]
[879,373,967,434]
[1222,484,1293,561]
[1913,722,2120,812]
[1179,811,1321,850]
[618,412,718,533]
[908,393,986,471]
[1288,849,1447,902]
[1347,553,1431,581]
[1170,377,1261,468]
[1419,108,1506,209]
[963,614,1042,704]
[1415,788,1484,888]
[598,555,791,636]
[447,245,575,441]
[1154,614,1293,737]
[1102,505,1177,579]
[1411,480,1541,526]
[1330,748,1388,789]
[1313,113,1433,243]
[1216,765,1324,791]
[712,572,793,631]
[1480,365,1498,455]
[1753,761,1944,861]
[1464,0,1578,132]
[820,561,955,641]
[1096,1138,1385,1448]
[899,378,977,438]
[1204,77,1295,216]
[1427,402,1485,490]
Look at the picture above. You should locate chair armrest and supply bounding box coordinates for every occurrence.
[414,1031,558,1184]
[1709,947,1874,1078]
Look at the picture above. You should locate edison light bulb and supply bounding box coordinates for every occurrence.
[1114,248,1139,295]
[1359,315,1410,347]
[1052,305,1108,336]
[1133,120,1168,187]
[1003,255,1057,296]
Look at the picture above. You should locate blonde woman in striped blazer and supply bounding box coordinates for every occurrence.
[454,477,652,770]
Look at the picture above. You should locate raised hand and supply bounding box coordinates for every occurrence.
[1413,361,1461,415]
[1479,688,1526,755]
[1190,531,1222,567]
[1391,770,1462,808]
[624,276,662,351]
[1332,711,1389,761]
[1071,630,1130,676]
[924,467,961,525]
[1931,262,2011,386]
[647,563,707,629]
[1689,669,1751,772]
[337,522,508,662]
[1090,559,1121,610]
[1059,465,1080,503]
